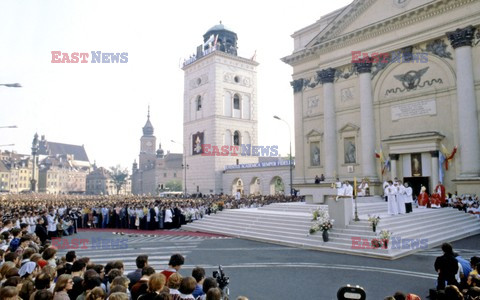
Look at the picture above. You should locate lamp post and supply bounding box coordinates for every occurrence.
[171,140,188,198]
[0,83,22,88]
[273,115,293,196]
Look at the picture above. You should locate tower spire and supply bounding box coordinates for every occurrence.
[147,105,150,120]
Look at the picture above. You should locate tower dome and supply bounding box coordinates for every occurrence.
[142,106,154,136]
[156,143,164,158]
[203,22,238,56]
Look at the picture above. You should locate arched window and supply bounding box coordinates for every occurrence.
[196,95,202,111]
[233,130,240,146]
[233,94,240,110]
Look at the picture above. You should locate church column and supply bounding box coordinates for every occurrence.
[318,68,337,182]
[389,154,399,180]
[430,151,439,194]
[354,60,378,181]
[447,26,480,177]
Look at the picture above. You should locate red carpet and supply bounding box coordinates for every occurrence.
[77,228,225,237]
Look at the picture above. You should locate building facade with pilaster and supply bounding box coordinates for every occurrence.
[283,0,480,196]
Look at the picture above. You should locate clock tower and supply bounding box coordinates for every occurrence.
[139,107,157,170]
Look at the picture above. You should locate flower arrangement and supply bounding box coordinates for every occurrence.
[320,220,333,231]
[368,215,381,226]
[312,208,328,221]
[308,208,333,235]
[379,229,392,240]
[211,204,218,214]
[309,222,320,234]
[184,211,193,222]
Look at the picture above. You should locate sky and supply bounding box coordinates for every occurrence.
[0,0,352,170]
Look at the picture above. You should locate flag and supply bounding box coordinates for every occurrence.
[439,152,445,184]
[204,34,214,48]
[250,50,257,61]
[375,146,388,174]
[382,158,391,175]
[440,144,457,170]
[214,34,219,47]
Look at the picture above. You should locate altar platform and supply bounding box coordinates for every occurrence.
[182,202,480,259]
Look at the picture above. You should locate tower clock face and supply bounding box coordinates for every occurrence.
[146,141,153,147]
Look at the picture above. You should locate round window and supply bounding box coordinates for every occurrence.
[196,78,202,85]
[234,76,240,83]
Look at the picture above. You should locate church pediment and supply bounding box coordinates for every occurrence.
[306,0,437,48]
[338,123,360,133]
[306,129,323,138]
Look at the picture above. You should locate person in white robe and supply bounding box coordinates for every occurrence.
[396,181,406,214]
[385,181,398,215]
[404,182,414,213]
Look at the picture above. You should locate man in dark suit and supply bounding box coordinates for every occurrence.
[127,255,148,289]
[434,242,459,290]
[65,251,76,274]
[34,217,48,244]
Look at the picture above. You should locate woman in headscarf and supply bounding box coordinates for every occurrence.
[19,261,39,300]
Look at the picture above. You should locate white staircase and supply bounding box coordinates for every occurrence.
[182,202,480,259]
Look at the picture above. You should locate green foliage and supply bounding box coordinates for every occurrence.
[165,180,182,192]
[110,165,129,195]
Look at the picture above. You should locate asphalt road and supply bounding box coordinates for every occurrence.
[56,230,480,300]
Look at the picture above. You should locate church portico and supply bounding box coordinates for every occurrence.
[383,131,445,195]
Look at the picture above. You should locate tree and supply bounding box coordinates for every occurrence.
[165,180,182,192]
[110,165,129,195]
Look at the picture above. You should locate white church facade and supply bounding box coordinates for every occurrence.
[282,0,480,198]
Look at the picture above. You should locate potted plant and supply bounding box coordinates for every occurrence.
[379,229,392,249]
[320,219,334,242]
[309,222,320,235]
[368,215,381,232]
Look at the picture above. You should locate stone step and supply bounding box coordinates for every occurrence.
[327,217,479,245]
[198,217,312,230]
[183,203,480,259]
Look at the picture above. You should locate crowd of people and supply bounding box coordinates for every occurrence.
[0,191,478,299]
[0,193,304,300]
[0,242,245,300]
[0,194,301,238]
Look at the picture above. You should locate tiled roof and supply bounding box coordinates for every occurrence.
[39,141,89,162]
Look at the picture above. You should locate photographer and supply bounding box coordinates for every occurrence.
[212,266,229,299]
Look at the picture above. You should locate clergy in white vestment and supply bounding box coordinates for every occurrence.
[404,182,414,213]
[336,178,344,196]
[385,181,398,215]
[396,181,406,214]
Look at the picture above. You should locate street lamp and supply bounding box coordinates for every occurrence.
[273,115,294,196]
[171,139,188,198]
[0,83,22,88]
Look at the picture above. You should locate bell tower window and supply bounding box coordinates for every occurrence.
[233,130,240,146]
[233,94,240,110]
[196,95,202,111]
